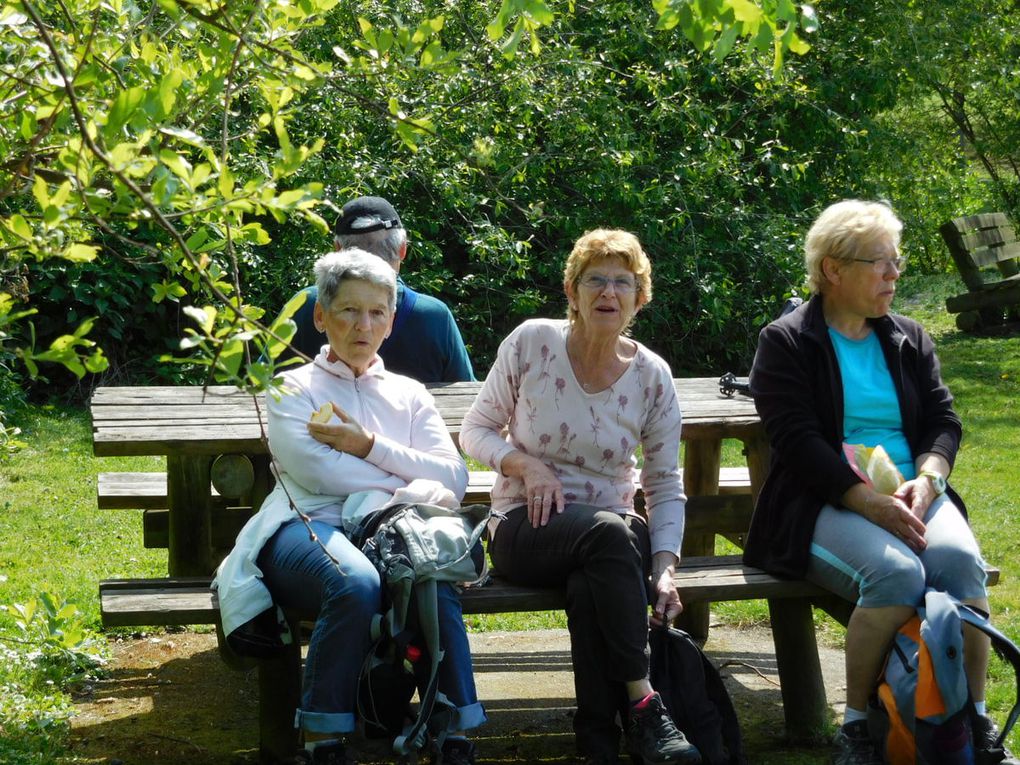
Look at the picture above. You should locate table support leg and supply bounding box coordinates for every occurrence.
[258,623,302,765]
[166,455,213,576]
[768,597,829,742]
[742,430,770,504]
[676,439,722,641]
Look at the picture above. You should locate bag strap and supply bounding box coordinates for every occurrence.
[959,604,1020,746]
[393,578,447,755]
[391,285,418,337]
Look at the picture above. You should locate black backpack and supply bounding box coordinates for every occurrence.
[648,626,746,765]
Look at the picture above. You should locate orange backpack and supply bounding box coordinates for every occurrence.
[868,590,1020,764]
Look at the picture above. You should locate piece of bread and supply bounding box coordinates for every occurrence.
[310,402,333,424]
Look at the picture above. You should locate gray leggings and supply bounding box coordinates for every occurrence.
[805,494,987,608]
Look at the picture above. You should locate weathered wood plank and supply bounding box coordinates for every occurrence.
[141,507,254,549]
[97,556,816,626]
[968,241,1020,270]
[946,280,1020,313]
[166,456,214,576]
[91,379,760,458]
[98,467,753,510]
[98,560,1002,628]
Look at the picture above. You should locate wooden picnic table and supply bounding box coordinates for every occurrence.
[94,379,871,750]
[90,378,765,581]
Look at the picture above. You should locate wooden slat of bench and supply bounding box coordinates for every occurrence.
[968,241,1020,270]
[101,583,218,626]
[945,279,1020,314]
[98,466,752,510]
[99,560,1002,628]
[102,557,796,626]
[98,472,219,509]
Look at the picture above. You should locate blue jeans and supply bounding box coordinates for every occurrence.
[257,519,486,735]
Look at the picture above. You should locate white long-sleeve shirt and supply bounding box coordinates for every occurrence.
[213,351,467,636]
[460,319,686,556]
[266,352,467,504]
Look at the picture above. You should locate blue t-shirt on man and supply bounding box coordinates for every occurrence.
[281,277,475,383]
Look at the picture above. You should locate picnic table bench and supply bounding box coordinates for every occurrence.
[91,380,994,763]
[940,212,1020,331]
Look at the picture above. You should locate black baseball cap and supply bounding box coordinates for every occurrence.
[334,196,403,236]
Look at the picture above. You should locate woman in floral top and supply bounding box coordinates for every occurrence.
[461,229,699,765]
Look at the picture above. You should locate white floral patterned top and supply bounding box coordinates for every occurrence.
[460,318,686,556]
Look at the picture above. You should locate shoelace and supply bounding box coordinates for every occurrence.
[639,705,682,740]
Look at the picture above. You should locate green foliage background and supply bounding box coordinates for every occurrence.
[2,0,1016,396]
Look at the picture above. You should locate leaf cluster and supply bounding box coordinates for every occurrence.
[7,0,1016,391]
[0,587,109,762]
[0,0,825,392]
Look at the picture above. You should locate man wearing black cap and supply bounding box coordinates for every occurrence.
[279,196,475,382]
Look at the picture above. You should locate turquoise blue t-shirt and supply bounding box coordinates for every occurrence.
[829,328,916,479]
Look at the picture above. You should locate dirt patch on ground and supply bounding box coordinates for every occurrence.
[68,624,844,764]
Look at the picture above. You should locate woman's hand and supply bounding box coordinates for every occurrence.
[650,552,683,627]
[894,476,938,523]
[864,491,927,553]
[896,455,950,524]
[307,403,375,459]
[501,452,565,528]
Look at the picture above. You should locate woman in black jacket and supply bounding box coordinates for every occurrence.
[744,200,1012,765]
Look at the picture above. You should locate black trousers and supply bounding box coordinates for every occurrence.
[488,504,652,757]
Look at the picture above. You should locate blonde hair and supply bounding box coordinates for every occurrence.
[563,229,652,325]
[804,200,903,294]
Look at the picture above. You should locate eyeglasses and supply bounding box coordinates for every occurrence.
[849,256,908,273]
[577,274,639,293]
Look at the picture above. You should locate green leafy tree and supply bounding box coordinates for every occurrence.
[0,0,815,402]
[774,0,1015,271]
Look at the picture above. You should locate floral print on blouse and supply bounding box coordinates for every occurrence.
[460,318,686,556]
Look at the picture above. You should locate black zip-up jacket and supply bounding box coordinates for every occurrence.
[742,295,965,578]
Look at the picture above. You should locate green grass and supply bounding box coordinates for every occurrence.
[0,406,166,630]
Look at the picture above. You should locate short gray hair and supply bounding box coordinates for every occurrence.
[314,248,397,311]
[334,226,407,266]
[804,199,903,294]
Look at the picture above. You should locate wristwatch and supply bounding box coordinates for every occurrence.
[920,470,947,495]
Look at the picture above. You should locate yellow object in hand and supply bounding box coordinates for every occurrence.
[310,402,333,424]
[866,445,904,495]
[844,443,905,495]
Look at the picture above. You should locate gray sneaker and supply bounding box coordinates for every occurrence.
[972,713,1020,765]
[436,738,477,765]
[292,741,358,765]
[832,721,882,765]
[626,692,702,765]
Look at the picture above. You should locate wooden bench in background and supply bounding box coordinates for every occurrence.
[940,212,1020,331]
